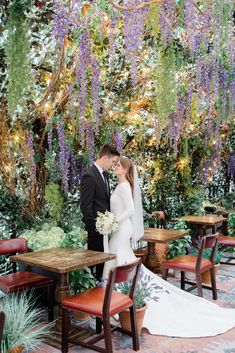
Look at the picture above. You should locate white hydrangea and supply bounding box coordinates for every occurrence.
[21,223,65,251]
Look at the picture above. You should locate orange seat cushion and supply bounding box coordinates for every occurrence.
[219,235,235,247]
[0,271,53,293]
[63,287,133,317]
[162,255,212,272]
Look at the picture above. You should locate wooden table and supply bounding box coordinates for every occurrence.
[214,208,234,217]
[141,228,189,272]
[10,248,115,348]
[178,215,227,237]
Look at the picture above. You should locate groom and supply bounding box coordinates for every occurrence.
[80,144,120,280]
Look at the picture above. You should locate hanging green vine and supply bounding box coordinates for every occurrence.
[154,45,177,126]
[5,0,32,117]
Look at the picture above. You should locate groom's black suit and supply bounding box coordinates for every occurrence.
[80,164,110,279]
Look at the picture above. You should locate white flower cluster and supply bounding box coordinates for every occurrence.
[21,222,64,251]
[96,211,119,238]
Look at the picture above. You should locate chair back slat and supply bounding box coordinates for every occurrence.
[204,234,218,249]
[114,261,141,284]
[0,238,28,256]
[196,234,218,271]
[103,258,141,314]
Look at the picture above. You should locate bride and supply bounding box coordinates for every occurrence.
[102,157,235,338]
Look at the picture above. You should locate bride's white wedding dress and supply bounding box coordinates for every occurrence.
[103,181,235,338]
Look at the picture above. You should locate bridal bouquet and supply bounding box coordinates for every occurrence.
[96,211,119,238]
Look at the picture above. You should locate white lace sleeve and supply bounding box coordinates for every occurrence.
[117,182,135,223]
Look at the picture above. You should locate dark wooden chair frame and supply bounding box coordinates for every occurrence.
[61,258,142,353]
[218,235,235,265]
[162,234,218,300]
[0,238,54,322]
[0,311,5,351]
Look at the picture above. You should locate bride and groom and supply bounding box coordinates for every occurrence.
[80,144,235,338]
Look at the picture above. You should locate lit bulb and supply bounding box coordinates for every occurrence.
[45,103,50,110]
[5,164,11,172]
[14,133,20,143]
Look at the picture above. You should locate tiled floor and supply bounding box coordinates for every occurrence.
[30,263,235,353]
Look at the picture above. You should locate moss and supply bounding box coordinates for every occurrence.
[5,1,32,117]
[44,183,63,222]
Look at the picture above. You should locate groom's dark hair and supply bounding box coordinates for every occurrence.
[99,144,120,158]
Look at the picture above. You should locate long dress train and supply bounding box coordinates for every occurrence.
[103,181,235,338]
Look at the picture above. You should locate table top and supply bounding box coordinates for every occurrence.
[141,228,189,243]
[10,248,116,274]
[178,215,227,225]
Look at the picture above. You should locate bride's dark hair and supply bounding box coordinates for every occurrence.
[120,157,134,191]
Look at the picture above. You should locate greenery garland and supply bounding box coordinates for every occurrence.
[5,0,32,117]
[154,45,177,127]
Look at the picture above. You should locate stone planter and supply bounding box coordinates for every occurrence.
[119,304,147,334]
[201,264,220,284]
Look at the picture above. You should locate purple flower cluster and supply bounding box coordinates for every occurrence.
[108,16,117,68]
[159,0,175,47]
[229,71,235,115]
[123,0,149,85]
[91,57,100,128]
[76,35,88,117]
[114,129,124,152]
[167,98,185,155]
[228,153,235,181]
[67,84,75,120]
[69,151,83,192]
[57,119,70,193]
[26,131,37,190]
[86,120,95,161]
[52,0,82,47]
[75,29,101,153]
[52,0,71,47]
[185,0,213,54]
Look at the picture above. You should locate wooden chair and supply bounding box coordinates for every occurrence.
[61,258,142,353]
[0,311,5,349]
[0,238,54,321]
[162,234,218,300]
[218,234,235,265]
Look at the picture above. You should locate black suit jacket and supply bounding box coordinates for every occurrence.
[80,164,110,251]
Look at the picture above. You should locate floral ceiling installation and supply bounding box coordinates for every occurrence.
[0,0,234,212]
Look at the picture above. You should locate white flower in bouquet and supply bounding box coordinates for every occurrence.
[96,211,119,238]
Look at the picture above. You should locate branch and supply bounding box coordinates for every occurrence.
[191,0,205,16]
[110,0,162,11]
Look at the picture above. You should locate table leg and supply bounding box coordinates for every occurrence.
[145,242,167,273]
[46,272,94,349]
[55,272,71,331]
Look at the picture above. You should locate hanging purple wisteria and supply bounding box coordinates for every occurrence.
[228,153,235,181]
[159,0,175,47]
[57,119,70,193]
[123,0,149,85]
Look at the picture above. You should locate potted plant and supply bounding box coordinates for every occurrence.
[0,292,51,353]
[117,269,160,334]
